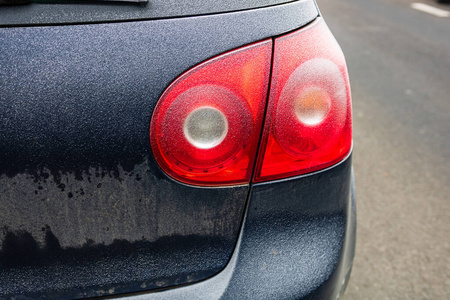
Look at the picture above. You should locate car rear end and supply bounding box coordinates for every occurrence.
[0,1,355,299]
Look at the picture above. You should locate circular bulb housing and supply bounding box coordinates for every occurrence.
[294,87,331,126]
[274,58,347,156]
[183,106,228,149]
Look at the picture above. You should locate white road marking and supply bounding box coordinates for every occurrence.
[411,3,450,17]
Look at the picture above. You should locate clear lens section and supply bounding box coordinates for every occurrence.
[274,58,347,156]
[183,106,228,149]
[294,87,331,126]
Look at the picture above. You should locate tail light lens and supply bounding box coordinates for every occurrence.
[150,40,272,186]
[150,18,352,186]
[253,19,353,182]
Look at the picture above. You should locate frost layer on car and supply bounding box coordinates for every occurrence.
[0,1,320,299]
[2,0,302,26]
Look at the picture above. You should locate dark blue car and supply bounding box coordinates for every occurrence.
[0,0,355,299]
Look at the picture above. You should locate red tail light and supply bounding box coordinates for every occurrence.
[253,19,353,182]
[150,18,352,186]
[150,40,272,186]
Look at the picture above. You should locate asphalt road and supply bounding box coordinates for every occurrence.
[316,0,450,298]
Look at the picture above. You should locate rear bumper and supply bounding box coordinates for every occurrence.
[119,153,356,300]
